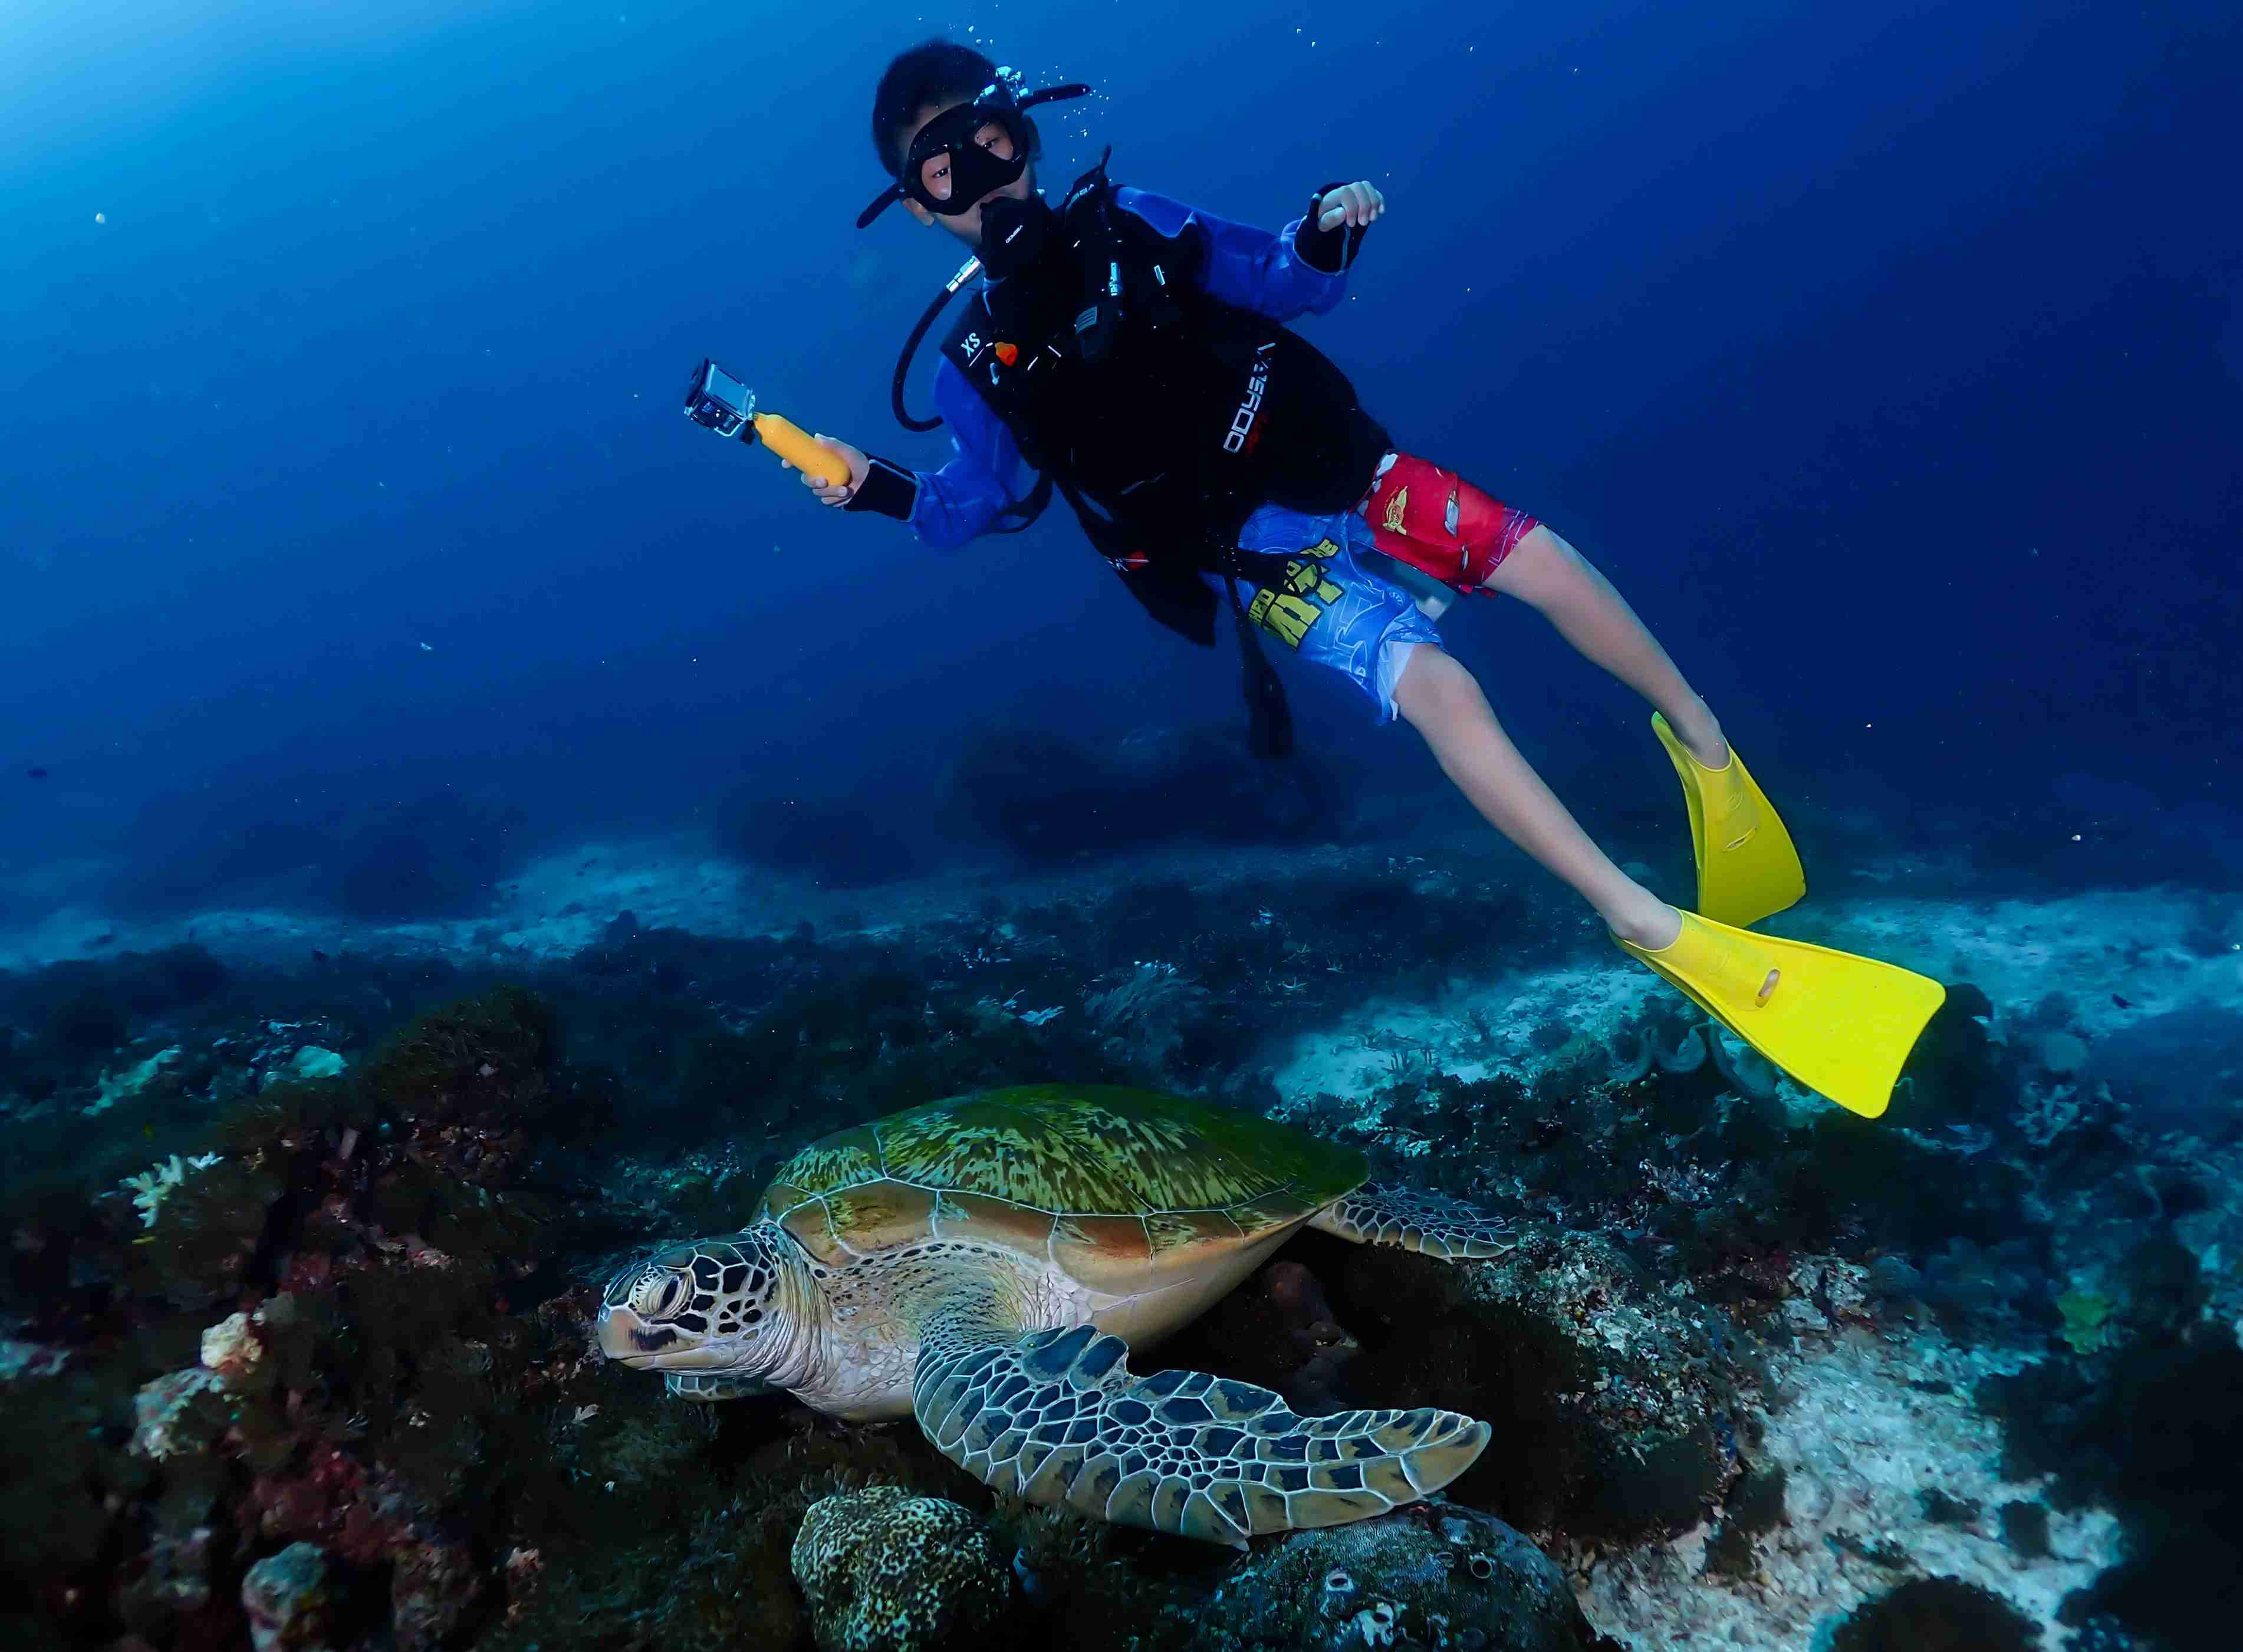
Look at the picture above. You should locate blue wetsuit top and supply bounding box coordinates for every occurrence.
[907,189,1356,549]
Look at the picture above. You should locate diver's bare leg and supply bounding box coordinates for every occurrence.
[1482,525,1728,767]
[1391,646,1680,948]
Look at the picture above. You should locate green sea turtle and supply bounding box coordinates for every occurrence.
[597,1084,1513,1548]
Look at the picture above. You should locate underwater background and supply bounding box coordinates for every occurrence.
[4,0,2241,1648]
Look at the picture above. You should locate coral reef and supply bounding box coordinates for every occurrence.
[7,834,2230,1652]
[1324,1228,1759,1543]
[1015,1499,1619,1652]
[0,986,595,1649]
[791,1485,1014,1652]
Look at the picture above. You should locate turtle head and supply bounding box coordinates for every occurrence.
[597,1226,794,1388]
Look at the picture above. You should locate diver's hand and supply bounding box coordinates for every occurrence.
[780,435,869,506]
[1315,181,1385,232]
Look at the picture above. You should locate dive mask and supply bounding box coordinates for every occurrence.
[856,74,1091,229]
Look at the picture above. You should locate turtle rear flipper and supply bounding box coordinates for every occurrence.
[1310,1181,1515,1259]
[914,1319,1489,1549]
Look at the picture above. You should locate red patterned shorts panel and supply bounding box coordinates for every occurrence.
[1357,452,1540,594]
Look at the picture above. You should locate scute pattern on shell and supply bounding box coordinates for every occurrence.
[760,1085,1369,1285]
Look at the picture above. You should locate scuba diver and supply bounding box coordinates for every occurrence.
[780,40,1944,1118]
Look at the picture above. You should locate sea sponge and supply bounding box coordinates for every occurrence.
[791,1485,1013,1652]
[2057,1289,2113,1354]
[200,1309,273,1394]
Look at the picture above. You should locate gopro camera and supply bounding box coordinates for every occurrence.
[683,358,754,441]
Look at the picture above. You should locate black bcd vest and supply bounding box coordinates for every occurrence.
[940,174,1389,647]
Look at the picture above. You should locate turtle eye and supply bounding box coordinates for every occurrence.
[631,1270,687,1320]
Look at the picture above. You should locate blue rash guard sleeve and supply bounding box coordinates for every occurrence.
[1111,187,1351,322]
[906,357,1028,548]
[898,187,1351,548]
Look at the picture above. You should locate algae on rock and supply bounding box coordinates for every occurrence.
[792,1484,1015,1652]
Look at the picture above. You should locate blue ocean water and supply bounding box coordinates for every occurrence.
[4,2,2241,1648]
[7,0,2237,884]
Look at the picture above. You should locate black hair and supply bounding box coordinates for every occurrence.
[869,40,1000,177]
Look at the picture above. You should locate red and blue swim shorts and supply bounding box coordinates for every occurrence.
[1357,452,1540,594]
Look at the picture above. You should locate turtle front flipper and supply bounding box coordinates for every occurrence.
[913,1319,1489,1549]
[665,1372,770,1403]
[1309,1181,1516,1259]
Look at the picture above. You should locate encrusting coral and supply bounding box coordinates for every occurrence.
[791,1485,1015,1652]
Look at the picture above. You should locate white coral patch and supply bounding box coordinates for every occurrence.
[200,1311,265,1388]
[87,1045,181,1115]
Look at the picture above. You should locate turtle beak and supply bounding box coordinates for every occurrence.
[596,1304,677,1367]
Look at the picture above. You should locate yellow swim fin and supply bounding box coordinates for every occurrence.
[1652,713,1805,929]
[1616,911,1946,1118]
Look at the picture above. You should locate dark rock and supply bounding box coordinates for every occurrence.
[1979,1334,2243,1647]
[1704,1463,1788,1576]
[792,1486,1012,1652]
[1917,1488,1982,1528]
[241,1542,333,1652]
[1998,1500,2051,1559]
[2088,1006,2243,1131]
[1208,1505,1615,1652]
[728,797,924,888]
[1330,1228,1755,1542]
[330,791,527,920]
[390,1539,482,1651]
[1171,1259,1361,1415]
[1828,1575,2040,1651]
[48,985,130,1055]
[119,1521,222,1631]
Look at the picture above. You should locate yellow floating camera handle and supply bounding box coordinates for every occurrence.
[751,411,850,489]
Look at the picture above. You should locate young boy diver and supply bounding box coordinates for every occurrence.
[781,41,1943,1118]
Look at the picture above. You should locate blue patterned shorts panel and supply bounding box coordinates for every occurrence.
[1224,502,1445,723]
